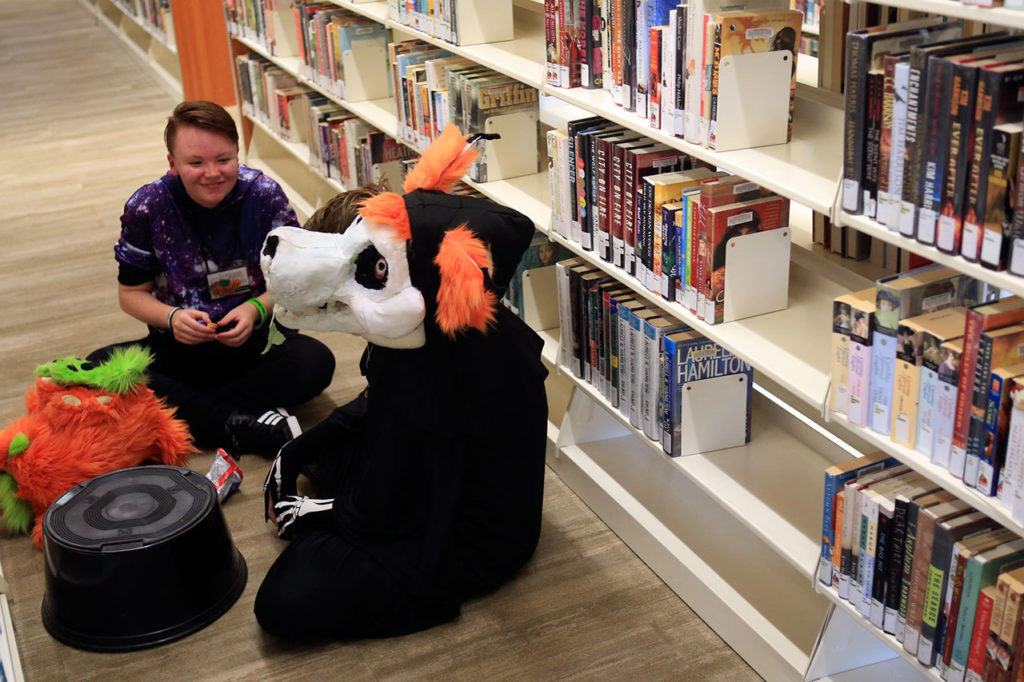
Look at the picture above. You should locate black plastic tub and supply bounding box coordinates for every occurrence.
[40,465,247,652]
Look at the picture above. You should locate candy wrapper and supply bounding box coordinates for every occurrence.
[206,448,243,503]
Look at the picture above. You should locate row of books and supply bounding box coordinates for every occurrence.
[841,21,1024,276]
[544,0,802,149]
[227,1,393,103]
[791,0,818,32]
[235,53,415,189]
[385,0,463,45]
[819,454,1024,681]
[546,114,790,324]
[389,39,540,182]
[555,256,753,456]
[116,0,173,40]
[828,265,1024,511]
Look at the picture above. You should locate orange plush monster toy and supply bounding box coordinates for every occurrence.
[0,346,195,547]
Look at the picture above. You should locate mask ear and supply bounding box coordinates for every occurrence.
[434,226,496,337]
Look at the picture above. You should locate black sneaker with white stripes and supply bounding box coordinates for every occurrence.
[225,408,301,458]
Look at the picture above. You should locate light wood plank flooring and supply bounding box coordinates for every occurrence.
[0,2,760,679]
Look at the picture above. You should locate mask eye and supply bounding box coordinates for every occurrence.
[354,244,388,290]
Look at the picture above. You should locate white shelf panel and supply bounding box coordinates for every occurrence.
[816,584,942,682]
[554,441,811,679]
[559,364,825,580]
[331,0,389,24]
[537,327,559,366]
[545,85,843,215]
[547,230,840,409]
[82,0,182,99]
[841,0,1024,30]
[113,0,176,54]
[231,32,304,75]
[463,171,552,231]
[836,211,1024,299]
[831,412,1024,539]
[803,22,820,36]
[331,0,545,88]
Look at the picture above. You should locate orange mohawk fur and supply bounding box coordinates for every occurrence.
[435,225,496,337]
[403,125,479,194]
[359,192,411,241]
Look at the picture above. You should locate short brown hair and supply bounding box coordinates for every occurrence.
[164,101,239,155]
[303,181,390,234]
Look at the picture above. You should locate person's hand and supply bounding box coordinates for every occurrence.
[215,301,260,347]
[273,496,333,540]
[172,308,217,345]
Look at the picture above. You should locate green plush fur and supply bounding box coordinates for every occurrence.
[0,474,31,534]
[36,345,152,394]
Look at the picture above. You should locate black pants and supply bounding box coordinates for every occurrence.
[254,529,452,641]
[88,326,335,445]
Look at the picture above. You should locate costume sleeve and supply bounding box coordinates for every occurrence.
[113,185,161,277]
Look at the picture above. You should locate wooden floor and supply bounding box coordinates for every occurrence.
[0,2,761,679]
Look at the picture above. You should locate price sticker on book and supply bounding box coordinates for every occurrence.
[936,215,956,252]
[899,203,917,237]
[981,229,1003,267]
[894,414,910,445]
[841,179,860,212]
[961,223,980,260]
[917,208,937,244]
[871,403,890,434]
[1011,239,1024,276]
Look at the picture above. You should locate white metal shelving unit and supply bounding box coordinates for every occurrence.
[218,1,1024,679]
[79,0,182,99]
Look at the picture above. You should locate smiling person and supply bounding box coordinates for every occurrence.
[88,101,335,457]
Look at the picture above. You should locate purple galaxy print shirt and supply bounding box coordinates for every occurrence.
[114,165,298,322]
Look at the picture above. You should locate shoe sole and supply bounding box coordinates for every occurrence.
[276,407,302,439]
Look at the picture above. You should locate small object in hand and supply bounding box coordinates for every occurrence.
[206,321,219,330]
[206,448,243,503]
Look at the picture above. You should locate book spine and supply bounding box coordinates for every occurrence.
[577,134,594,250]
[1001,396,1024,509]
[918,525,954,665]
[596,138,612,261]
[962,70,998,263]
[952,310,983,478]
[965,587,995,681]
[892,357,919,448]
[556,262,572,368]
[877,59,897,225]
[618,304,632,410]
[568,126,580,238]
[623,151,639,274]
[939,66,979,257]
[821,471,840,586]
[901,50,928,236]
[904,512,938,656]
[949,560,986,682]
[848,335,874,428]
[978,373,1009,497]
[628,311,643,427]
[982,127,1021,271]
[939,550,969,673]
[662,334,676,454]
[918,59,956,246]
[639,178,653,288]
[885,499,910,633]
[622,0,636,110]
[842,32,867,214]
[857,493,880,615]
[886,61,910,230]
[870,505,893,627]
[611,144,626,265]
[896,501,921,642]
[609,296,621,407]
[964,332,996,484]
[674,4,686,138]
[588,132,605,254]
[869,331,897,436]
[650,27,662,129]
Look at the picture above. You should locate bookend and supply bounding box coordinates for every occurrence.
[468,110,539,182]
[719,227,792,323]
[521,265,560,331]
[452,0,513,45]
[711,50,793,152]
[804,599,903,680]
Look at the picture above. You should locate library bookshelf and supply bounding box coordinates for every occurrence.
[78,0,181,99]
[88,0,1024,678]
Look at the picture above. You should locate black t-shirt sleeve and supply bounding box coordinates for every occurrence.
[117,262,157,286]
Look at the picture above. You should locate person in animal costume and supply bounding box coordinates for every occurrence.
[0,347,195,547]
[254,125,549,639]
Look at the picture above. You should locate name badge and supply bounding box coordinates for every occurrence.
[207,263,251,300]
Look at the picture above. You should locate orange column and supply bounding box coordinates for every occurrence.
[170,0,236,106]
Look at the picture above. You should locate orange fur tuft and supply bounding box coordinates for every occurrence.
[402,125,479,195]
[434,225,496,337]
[359,192,411,241]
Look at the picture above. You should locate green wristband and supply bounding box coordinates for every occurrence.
[246,298,268,329]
